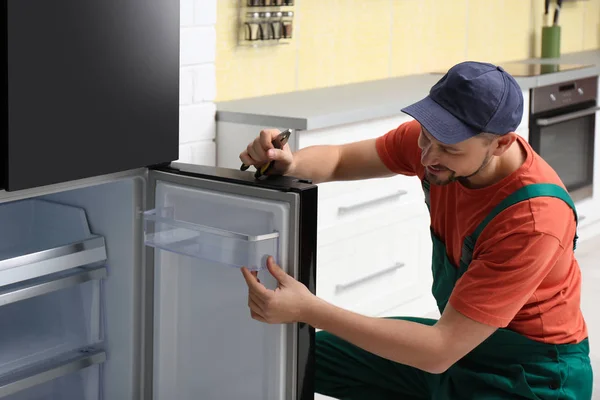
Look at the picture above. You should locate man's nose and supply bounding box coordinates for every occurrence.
[421,146,439,166]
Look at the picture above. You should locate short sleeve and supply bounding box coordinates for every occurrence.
[449,229,565,328]
[375,119,423,177]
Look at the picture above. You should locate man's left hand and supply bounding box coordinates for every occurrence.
[241,256,316,324]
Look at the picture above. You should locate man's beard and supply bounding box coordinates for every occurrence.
[427,152,493,186]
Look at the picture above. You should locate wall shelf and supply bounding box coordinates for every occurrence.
[238,0,295,46]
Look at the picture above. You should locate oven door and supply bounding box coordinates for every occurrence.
[529,101,599,202]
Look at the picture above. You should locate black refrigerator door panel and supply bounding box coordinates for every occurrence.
[3,0,180,191]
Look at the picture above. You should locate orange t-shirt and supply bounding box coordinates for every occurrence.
[375,119,587,345]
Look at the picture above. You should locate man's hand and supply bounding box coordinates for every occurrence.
[239,130,295,176]
[241,256,316,324]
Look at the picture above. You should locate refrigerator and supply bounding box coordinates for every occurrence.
[0,163,317,400]
[0,0,317,398]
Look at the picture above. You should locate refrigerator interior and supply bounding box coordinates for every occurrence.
[0,175,145,400]
[0,170,299,400]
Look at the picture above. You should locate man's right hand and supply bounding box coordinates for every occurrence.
[239,129,294,176]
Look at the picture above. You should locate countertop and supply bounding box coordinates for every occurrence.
[216,50,600,131]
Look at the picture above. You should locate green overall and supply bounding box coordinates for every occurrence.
[315,181,593,399]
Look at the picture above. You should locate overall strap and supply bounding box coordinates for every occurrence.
[460,183,579,270]
[421,180,431,211]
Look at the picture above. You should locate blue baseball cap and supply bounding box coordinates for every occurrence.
[401,61,523,144]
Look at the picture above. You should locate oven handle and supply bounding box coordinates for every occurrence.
[536,106,600,126]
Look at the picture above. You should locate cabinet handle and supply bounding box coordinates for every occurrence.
[0,265,106,307]
[335,262,405,293]
[337,190,408,215]
[0,346,106,397]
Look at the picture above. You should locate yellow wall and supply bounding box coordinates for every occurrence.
[216,0,600,102]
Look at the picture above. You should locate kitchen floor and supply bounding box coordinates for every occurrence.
[316,234,600,399]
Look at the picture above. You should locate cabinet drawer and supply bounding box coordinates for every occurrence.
[316,196,428,261]
[316,216,430,317]
[316,172,420,200]
[317,176,424,229]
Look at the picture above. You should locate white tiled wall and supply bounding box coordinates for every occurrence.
[178,0,217,166]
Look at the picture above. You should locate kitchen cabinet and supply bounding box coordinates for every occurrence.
[0,164,317,400]
[217,114,438,319]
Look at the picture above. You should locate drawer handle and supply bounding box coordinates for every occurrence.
[337,190,408,215]
[335,262,405,293]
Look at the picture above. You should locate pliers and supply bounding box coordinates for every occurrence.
[240,129,292,179]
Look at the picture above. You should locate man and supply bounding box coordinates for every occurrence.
[239,61,593,399]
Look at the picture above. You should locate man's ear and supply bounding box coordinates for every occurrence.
[492,132,518,156]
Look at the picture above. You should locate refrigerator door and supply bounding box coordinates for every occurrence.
[3,0,179,191]
[142,163,317,400]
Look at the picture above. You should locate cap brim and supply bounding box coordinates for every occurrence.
[401,96,480,145]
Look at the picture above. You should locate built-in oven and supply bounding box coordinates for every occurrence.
[528,75,599,202]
